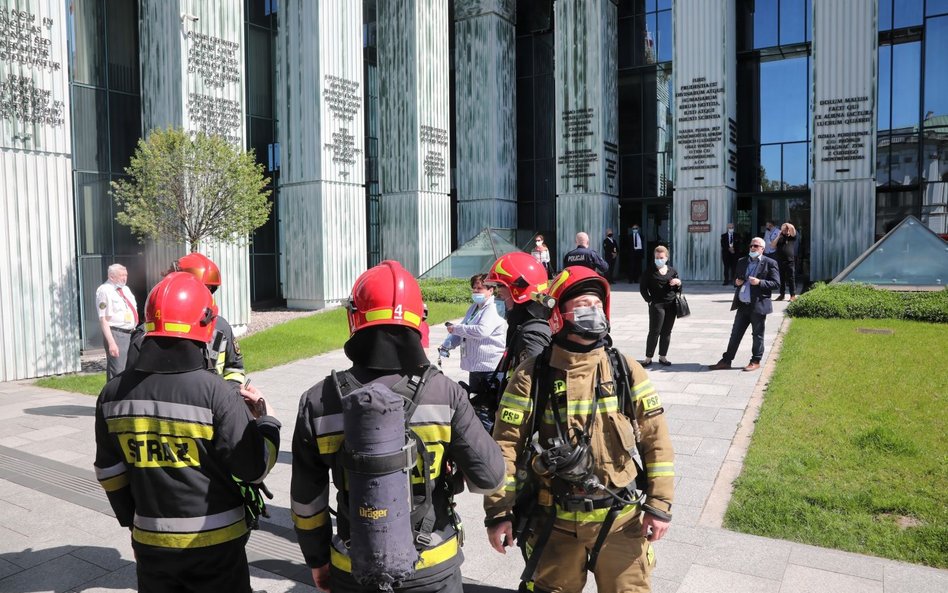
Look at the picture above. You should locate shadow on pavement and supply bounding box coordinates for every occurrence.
[23,405,95,418]
[0,545,130,592]
[648,362,710,373]
[462,582,517,593]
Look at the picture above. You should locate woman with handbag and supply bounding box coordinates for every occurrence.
[531,234,553,279]
[639,245,682,367]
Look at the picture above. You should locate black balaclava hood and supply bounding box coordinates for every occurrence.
[344,325,430,371]
[135,337,207,373]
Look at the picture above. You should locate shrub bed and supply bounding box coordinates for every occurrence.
[787,282,948,323]
[418,277,472,304]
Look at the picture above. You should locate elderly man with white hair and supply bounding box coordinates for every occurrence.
[95,263,138,379]
[562,231,610,276]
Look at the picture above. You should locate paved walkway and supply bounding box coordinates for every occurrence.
[0,284,945,592]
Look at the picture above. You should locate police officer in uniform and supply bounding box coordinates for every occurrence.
[291,260,505,593]
[562,232,609,276]
[95,263,138,379]
[94,272,280,592]
[125,252,245,385]
[484,266,675,593]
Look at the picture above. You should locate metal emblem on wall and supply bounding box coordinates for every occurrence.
[688,199,711,233]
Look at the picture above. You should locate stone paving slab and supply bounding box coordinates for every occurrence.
[0,283,944,592]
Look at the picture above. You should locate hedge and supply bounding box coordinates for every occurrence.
[786,282,948,323]
[418,277,472,304]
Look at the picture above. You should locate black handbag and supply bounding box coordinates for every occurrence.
[675,290,691,318]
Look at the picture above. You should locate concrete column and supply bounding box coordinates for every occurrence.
[139,0,250,328]
[554,0,619,262]
[671,0,738,280]
[810,0,877,280]
[0,0,80,380]
[276,0,365,308]
[378,0,451,275]
[453,0,517,244]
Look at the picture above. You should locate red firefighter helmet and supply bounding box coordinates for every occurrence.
[347,260,428,338]
[144,272,218,342]
[547,266,611,334]
[485,252,549,304]
[175,252,222,287]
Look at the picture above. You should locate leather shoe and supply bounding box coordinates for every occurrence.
[659,358,672,366]
[743,361,761,372]
[709,360,732,370]
[641,359,653,368]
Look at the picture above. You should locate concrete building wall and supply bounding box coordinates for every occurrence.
[810,0,877,280]
[554,0,619,261]
[277,0,365,308]
[139,0,250,328]
[0,0,80,381]
[453,0,517,244]
[378,0,451,275]
[671,0,737,280]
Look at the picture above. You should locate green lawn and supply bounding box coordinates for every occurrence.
[34,301,469,396]
[725,318,948,568]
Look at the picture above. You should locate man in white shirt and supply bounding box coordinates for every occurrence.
[95,264,138,379]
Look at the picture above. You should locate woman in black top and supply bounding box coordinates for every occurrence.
[639,245,682,367]
[772,222,797,301]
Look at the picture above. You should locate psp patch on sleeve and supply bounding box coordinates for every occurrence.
[500,408,524,426]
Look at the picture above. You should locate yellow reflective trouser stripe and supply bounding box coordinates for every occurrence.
[555,503,639,523]
[504,475,517,492]
[106,417,214,439]
[330,535,459,572]
[292,509,329,531]
[132,519,247,548]
[317,434,344,454]
[98,473,129,492]
[647,461,674,477]
[499,392,533,412]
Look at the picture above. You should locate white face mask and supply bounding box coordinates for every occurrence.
[535,240,542,246]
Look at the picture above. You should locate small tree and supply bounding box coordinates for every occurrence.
[112,128,271,251]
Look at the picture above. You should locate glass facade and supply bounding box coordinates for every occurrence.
[68,0,144,350]
[364,0,381,266]
[876,0,948,237]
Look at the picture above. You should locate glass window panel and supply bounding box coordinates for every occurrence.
[921,127,948,182]
[875,190,919,235]
[738,145,760,193]
[617,18,634,68]
[516,35,533,77]
[247,27,273,117]
[782,142,808,189]
[248,116,272,168]
[631,14,647,66]
[877,45,892,132]
[112,217,143,256]
[879,0,893,31]
[246,0,270,27]
[887,133,919,185]
[79,255,108,349]
[109,93,141,173]
[657,0,671,10]
[251,254,279,302]
[876,133,892,186]
[618,74,643,154]
[516,78,534,160]
[534,33,553,75]
[894,0,923,28]
[891,42,921,129]
[642,71,658,151]
[646,13,658,64]
[76,173,112,255]
[924,16,948,120]
[642,153,662,197]
[69,0,106,86]
[534,74,555,159]
[72,86,110,172]
[929,0,948,16]
[107,0,139,93]
[753,0,779,49]
[759,57,809,143]
[517,201,535,231]
[760,144,782,190]
[251,196,277,252]
[518,159,535,201]
[622,154,643,197]
[657,9,672,62]
[535,158,555,202]
[779,0,806,45]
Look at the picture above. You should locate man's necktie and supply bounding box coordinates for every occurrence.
[117,287,138,325]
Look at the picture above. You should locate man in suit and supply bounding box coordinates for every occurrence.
[602,228,619,283]
[709,237,780,372]
[720,223,739,286]
[627,223,645,283]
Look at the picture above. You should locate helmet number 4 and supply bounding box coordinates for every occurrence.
[394,304,403,320]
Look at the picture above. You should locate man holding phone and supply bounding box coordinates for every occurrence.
[709,237,780,372]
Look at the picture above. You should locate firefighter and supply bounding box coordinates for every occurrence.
[291,260,505,593]
[484,266,675,593]
[94,272,280,593]
[125,252,246,385]
[471,252,553,433]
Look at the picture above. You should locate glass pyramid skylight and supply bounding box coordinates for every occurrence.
[419,228,522,279]
[833,216,948,288]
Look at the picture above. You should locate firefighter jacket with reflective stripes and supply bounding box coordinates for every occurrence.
[124,315,246,385]
[291,367,506,579]
[94,369,280,549]
[484,344,675,523]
